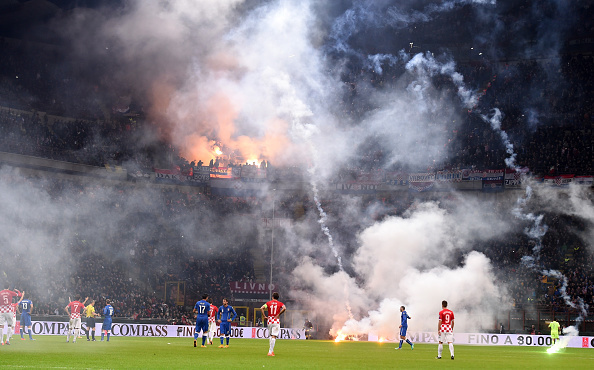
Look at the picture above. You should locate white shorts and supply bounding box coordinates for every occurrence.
[439,331,454,343]
[0,312,14,327]
[69,318,82,330]
[208,322,217,336]
[268,323,280,337]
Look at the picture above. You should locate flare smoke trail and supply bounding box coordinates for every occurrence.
[483,91,589,347]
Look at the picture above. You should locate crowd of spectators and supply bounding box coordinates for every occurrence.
[2,174,257,324]
[0,2,592,330]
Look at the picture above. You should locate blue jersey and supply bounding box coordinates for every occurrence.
[103,304,114,318]
[19,299,33,314]
[194,300,210,319]
[217,305,237,322]
[401,310,410,326]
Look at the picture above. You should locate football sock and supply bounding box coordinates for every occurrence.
[107,332,110,341]
[226,336,229,345]
[438,343,443,357]
[91,331,95,340]
[220,337,224,345]
[449,343,454,356]
[202,335,207,346]
[20,328,24,339]
[269,337,276,353]
[29,329,33,340]
[101,332,104,341]
[74,329,80,340]
[194,332,199,340]
[399,340,403,348]
[406,339,413,347]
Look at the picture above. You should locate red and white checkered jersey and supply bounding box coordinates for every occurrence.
[263,300,285,325]
[11,303,18,314]
[209,305,219,323]
[439,308,454,332]
[67,301,85,319]
[0,289,20,313]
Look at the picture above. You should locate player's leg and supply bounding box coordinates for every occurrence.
[105,320,111,341]
[20,316,25,339]
[85,319,90,340]
[268,324,279,355]
[101,320,106,341]
[447,333,454,359]
[193,321,200,347]
[437,340,443,359]
[74,318,81,342]
[24,314,33,339]
[67,319,72,342]
[201,320,208,347]
[219,323,226,347]
[405,332,414,349]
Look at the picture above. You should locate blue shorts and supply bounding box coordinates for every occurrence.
[400,325,408,337]
[20,313,32,327]
[195,317,209,334]
[220,321,231,336]
[103,318,113,331]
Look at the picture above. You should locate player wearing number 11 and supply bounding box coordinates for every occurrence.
[193,294,210,348]
[261,292,286,357]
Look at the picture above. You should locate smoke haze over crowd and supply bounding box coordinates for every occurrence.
[0,0,592,339]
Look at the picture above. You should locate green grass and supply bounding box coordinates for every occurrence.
[1,336,593,369]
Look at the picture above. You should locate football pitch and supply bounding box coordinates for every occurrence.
[1,336,593,369]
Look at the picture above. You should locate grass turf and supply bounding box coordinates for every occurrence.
[1,336,593,369]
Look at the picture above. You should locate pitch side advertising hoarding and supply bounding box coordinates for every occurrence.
[19,321,306,340]
[368,332,594,348]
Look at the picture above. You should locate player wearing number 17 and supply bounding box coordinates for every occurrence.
[437,300,454,360]
[260,292,286,357]
[193,294,210,348]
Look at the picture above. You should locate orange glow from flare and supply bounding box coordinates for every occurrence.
[334,332,346,343]
[378,337,385,343]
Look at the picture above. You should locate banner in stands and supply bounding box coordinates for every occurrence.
[408,173,435,192]
[544,174,574,186]
[367,332,592,348]
[504,168,528,188]
[335,182,380,193]
[210,167,235,179]
[461,169,483,182]
[482,169,504,192]
[434,170,463,190]
[154,167,209,185]
[210,179,266,196]
[240,165,267,181]
[230,281,276,295]
[573,176,593,186]
[25,321,305,339]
